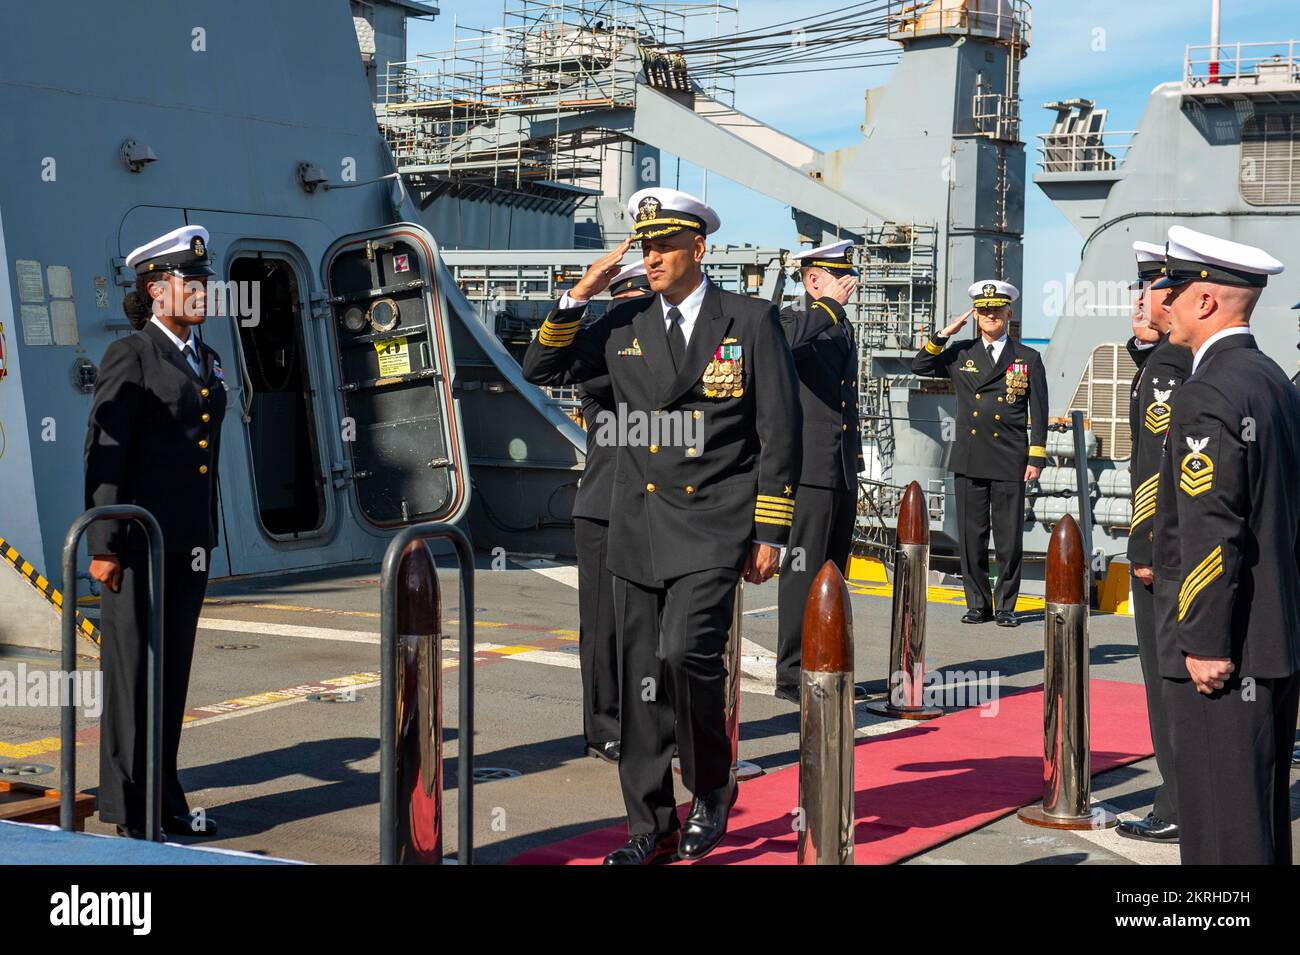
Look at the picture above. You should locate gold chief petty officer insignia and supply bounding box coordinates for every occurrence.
[1005,360,1028,404]
[703,337,743,398]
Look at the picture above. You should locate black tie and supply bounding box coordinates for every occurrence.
[666,306,686,371]
[987,343,996,364]
[183,343,201,376]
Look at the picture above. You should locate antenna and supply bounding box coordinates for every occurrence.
[1209,0,1221,82]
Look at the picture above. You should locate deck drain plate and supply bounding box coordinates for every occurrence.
[307,690,360,703]
[472,767,520,782]
[1,763,54,777]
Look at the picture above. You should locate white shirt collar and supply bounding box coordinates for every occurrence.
[661,276,710,344]
[150,315,197,353]
[1192,325,1250,374]
[981,331,1009,360]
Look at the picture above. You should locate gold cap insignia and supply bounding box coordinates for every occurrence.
[982,283,997,297]
[192,237,206,257]
[637,197,661,222]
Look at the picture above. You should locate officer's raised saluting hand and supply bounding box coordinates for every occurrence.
[825,273,857,306]
[1131,296,1161,344]
[570,235,636,302]
[939,309,974,338]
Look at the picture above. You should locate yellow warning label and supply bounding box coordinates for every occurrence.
[375,337,411,377]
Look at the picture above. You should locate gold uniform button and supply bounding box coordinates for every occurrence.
[646,483,656,493]
[995,414,1001,421]
[201,413,211,422]
[649,445,659,454]
[199,465,209,475]
[840,400,846,408]
[993,432,1000,438]
[970,428,977,435]
[841,424,847,431]
[200,388,209,398]
[686,447,698,456]
[685,486,695,495]
[198,439,209,449]
[692,410,701,420]
[996,396,1003,403]
[975,393,981,400]
[972,411,979,417]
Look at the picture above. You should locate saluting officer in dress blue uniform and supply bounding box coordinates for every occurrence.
[1116,241,1191,844]
[1148,226,1300,865]
[84,225,226,839]
[774,240,864,703]
[911,281,1048,626]
[573,261,653,765]
[523,188,801,865]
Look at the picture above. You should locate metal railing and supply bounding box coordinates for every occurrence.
[61,506,164,841]
[1036,130,1137,174]
[888,0,1032,48]
[379,523,475,865]
[1184,39,1300,89]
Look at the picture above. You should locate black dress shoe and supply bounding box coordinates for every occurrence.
[603,830,680,865]
[678,774,738,861]
[961,609,992,624]
[586,740,621,763]
[994,611,1019,628]
[1116,812,1179,842]
[774,684,800,705]
[115,825,146,840]
[163,812,218,837]
[853,684,868,702]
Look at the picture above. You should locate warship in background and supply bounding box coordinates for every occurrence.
[1,0,1297,651]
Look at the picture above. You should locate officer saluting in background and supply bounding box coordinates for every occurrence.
[774,240,863,703]
[523,187,801,865]
[1148,226,1299,865]
[572,260,653,764]
[84,225,226,839]
[912,281,1048,627]
[1116,241,1191,844]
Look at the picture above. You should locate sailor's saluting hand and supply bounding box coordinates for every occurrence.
[570,236,636,301]
[939,309,974,338]
[1131,297,1161,344]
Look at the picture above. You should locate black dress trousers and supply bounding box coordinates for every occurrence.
[98,551,210,828]
[953,474,1025,614]
[776,482,858,692]
[1127,575,1179,824]
[574,516,620,746]
[614,567,738,835]
[1161,671,1300,864]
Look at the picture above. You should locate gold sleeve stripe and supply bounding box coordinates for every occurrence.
[1028,446,1047,457]
[924,339,944,355]
[1177,545,1223,621]
[755,515,794,527]
[756,507,795,520]
[811,300,839,324]
[756,494,795,505]
[755,502,795,514]
[538,324,579,346]
[1131,473,1159,527]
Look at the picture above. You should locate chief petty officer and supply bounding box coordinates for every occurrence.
[84,225,226,839]
[1148,226,1299,865]
[774,240,864,704]
[573,260,654,765]
[523,187,801,865]
[912,281,1048,627]
[1116,240,1191,845]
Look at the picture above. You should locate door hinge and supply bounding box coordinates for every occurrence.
[309,292,330,320]
[330,460,353,489]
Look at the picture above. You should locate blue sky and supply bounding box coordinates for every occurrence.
[409,0,1299,337]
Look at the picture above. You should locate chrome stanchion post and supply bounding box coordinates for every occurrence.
[866,481,942,719]
[798,561,855,865]
[61,505,164,840]
[380,522,475,865]
[725,581,763,781]
[1019,514,1116,829]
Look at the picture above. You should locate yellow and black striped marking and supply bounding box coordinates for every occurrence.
[0,534,101,646]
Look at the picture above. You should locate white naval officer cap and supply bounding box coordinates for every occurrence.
[627,187,720,240]
[1132,240,1167,289]
[1151,225,1284,290]
[125,224,215,277]
[968,279,1019,308]
[793,239,858,276]
[608,260,651,296]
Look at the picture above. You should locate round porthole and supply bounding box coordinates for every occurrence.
[368,297,400,333]
[342,306,367,333]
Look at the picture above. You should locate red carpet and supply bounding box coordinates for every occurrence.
[512,679,1154,865]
